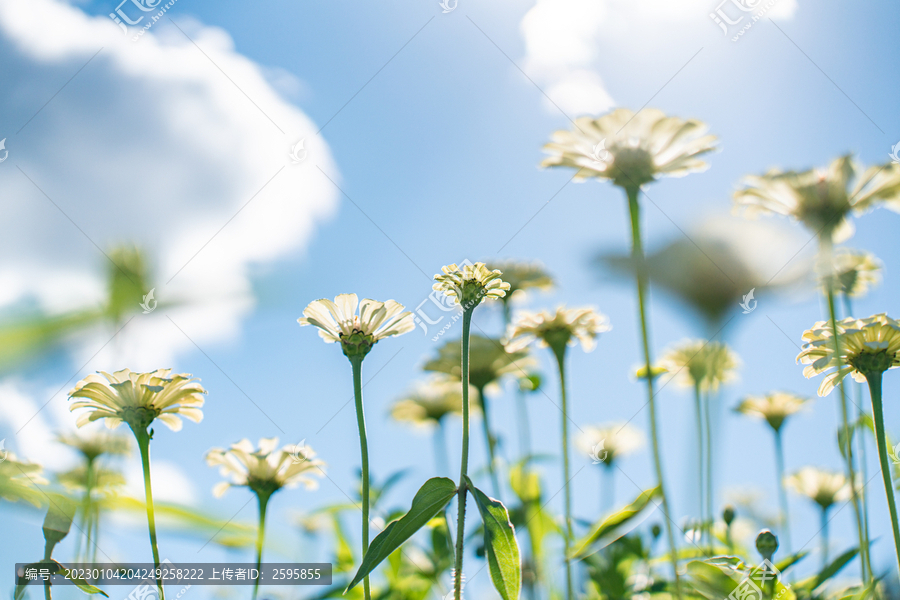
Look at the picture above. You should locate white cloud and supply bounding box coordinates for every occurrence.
[520,0,798,116]
[0,0,339,370]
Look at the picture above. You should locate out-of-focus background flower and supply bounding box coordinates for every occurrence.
[2,0,899,595]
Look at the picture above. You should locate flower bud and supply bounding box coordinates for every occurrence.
[756,529,779,561]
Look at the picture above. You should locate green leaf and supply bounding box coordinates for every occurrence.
[796,546,858,592]
[570,486,661,559]
[43,495,77,547]
[15,560,108,600]
[465,476,521,600]
[346,477,457,591]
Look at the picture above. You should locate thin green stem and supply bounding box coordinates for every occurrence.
[821,507,829,570]
[821,242,870,581]
[252,492,270,600]
[692,384,705,547]
[773,429,792,554]
[350,356,371,600]
[454,309,474,600]
[43,537,54,600]
[845,294,872,560]
[134,429,165,600]
[703,389,713,554]
[552,347,574,600]
[603,465,615,515]
[626,186,683,599]
[864,372,900,575]
[477,384,502,499]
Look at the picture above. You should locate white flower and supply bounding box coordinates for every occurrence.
[506,306,611,353]
[68,369,206,431]
[432,263,510,308]
[298,293,414,357]
[541,108,718,188]
[575,423,644,467]
[206,437,325,498]
[733,155,900,243]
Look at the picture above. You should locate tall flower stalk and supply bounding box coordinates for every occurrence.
[423,334,535,497]
[786,467,852,569]
[391,376,477,476]
[659,339,738,551]
[68,369,207,600]
[736,155,900,581]
[507,306,610,600]
[543,108,718,597]
[798,313,900,575]
[206,438,324,600]
[735,392,808,554]
[433,262,510,600]
[299,294,414,600]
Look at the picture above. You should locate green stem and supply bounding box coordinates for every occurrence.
[350,356,372,600]
[603,465,615,515]
[454,309,474,600]
[692,384,705,548]
[703,389,713,553]
[773,429,792,554]
[43,539,54,600]
[134,429,165,600]
[477,385,502,499]
[552,347,574,600]
[821,507,829,570]
[252,492,270,600]
[821,243,870,581]
[845,294,872,562]
[626,185,683,599]
[864,372,900,575]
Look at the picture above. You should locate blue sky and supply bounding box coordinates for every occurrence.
[2,0,900,596]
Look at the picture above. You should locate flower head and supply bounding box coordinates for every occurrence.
[734,392,809,433]
[506,306,611,354]
[733,155,900,243]
[575,423,644,468]
[485,260,554,304]
[821,248,882,298]
[541,108,718,188]
[298,294,414,359]
[659,339,740,392]
[390,376,479,428]
[57,431,131,462]
[69,369,207,432]
[206,438,325,498]
[798,313,900,396]
[786,467,853,511]
[432,263,510,309]
[0,452,47,506]
[424,335,537,391]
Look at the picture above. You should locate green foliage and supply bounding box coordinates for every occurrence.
[466,476,521,600]
[571,486,661,559]
[347,477,457,591]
